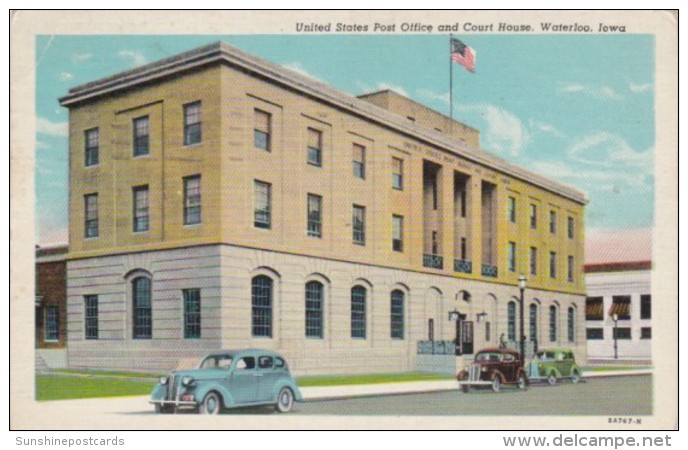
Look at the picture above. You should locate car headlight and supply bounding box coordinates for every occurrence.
[481,366,488,372]
[159,376,168,385]
[181,376,195,386]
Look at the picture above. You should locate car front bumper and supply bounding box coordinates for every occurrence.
[149,400,198,408]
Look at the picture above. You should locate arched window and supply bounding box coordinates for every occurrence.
[132,276,152,339]
[529,303,538,344]
[390,289,405,339]
[549,305,558,342]
[252,275,273,338]
[507,301,517,341]
[567,307,575,343]
[351,286,367,339]
[305,281,324,338]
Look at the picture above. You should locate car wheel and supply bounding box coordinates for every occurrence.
[491,375,501,393]
[548,373,557,386]
[461,385,469,393]
[154,404,174,414]
[275,387,294,413]
[517,373,527,390]
[571,371,580,384]
[199,392,222,415]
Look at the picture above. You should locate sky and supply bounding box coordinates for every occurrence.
[34,34,655,252]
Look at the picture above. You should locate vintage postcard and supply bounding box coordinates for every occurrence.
[10,10,677,432]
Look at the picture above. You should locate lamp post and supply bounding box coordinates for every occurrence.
[612,313,619,360]
[518,274,527,366]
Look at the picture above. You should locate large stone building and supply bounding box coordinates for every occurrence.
[59,42,587,375]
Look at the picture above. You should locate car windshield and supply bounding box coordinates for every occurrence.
[475,352,502,362]
[536,351,556,360]
[199,355,233,369]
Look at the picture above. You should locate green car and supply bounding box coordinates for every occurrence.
[527,349,582,385]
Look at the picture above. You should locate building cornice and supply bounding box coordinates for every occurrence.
[584,261,653,273]
[60,41,588,205]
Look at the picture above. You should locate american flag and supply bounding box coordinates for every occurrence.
[451,38,476,73]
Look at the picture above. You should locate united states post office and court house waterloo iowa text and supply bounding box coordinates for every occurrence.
[59,42,587,375]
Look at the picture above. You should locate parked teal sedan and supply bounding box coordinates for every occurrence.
[527,348,582,385]
[150,349,302,414]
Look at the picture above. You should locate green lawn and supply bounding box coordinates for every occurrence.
[36,374,155,401]
[581,365,652,372]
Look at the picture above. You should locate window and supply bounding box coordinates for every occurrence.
[258,356,274,369]
[428,318,435,341]
[183,176,201,225]
[586,328,604,340]
[352,144,366,179]
[610,295,631,320]
[567,216,574,239]
[183,102,201,145]
[460,237,467,260]
[549,251,557,279]
[530,247,537,276]
[307,128,322,166]
[613,328,631,340]
[392,157,403,190]
[307,194,322,238]
[254,109,271,151]
[352,205,366,244]
[640,294,651,319]
[508,242,516,272]
[549,305,557,342]
[390,290,405,339]
[85,128,99,166]
[529,303,538,343]
[549,210,557,234]
[84,295,98,340]
[567,307,575,342]
[183,289,201,339]
[305,281,324,338]
[567,255,574,282]
[431,231,439,255]
[132,277,152,339]
[530,204,537,229]
[507,301,517,341]
[641,327,652,339]
[585,297,604,321]
[84,193,99,238]
[508,196,516,223]
[392,215,404,252]
[432,178,438,210]
[351,286,367,339]
[251,275,273,338]
[133,116,150,156]
[254,181,272,229]
[237,357,256,370]
[45,306,59,342]
[485,321,491,342]
[132,185,149,232]
[459,188,467,218]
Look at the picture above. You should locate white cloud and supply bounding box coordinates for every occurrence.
[70,52,92,64]
[629,82,653,93]
[457,104,528,156]
[528,119,565,138]
[36,117,68,137]
[35,140,50,150]
[283,62,324,82]
[416,88,450,106]
[529,160,651,193]
[558,83,621,100]
[568,132,653,171]
[117,50,147,67]
[58,72,73,82]
[356,81,408,97]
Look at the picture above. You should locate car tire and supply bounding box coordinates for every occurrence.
[571,371,580,384]
[199,392,222,415]
[491,375,501,393]
[517,373,527,390]
[154,404,174,414]
[275,387,294,413]
[461,385,469,393]
[548,373,557,386]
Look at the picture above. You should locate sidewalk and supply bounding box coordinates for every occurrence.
[299,368,652,401]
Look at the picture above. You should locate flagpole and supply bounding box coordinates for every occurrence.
[449,34,454,132]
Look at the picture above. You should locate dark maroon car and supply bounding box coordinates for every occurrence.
[457,347,528,393]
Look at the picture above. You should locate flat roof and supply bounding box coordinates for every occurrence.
[60,41,587,205]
